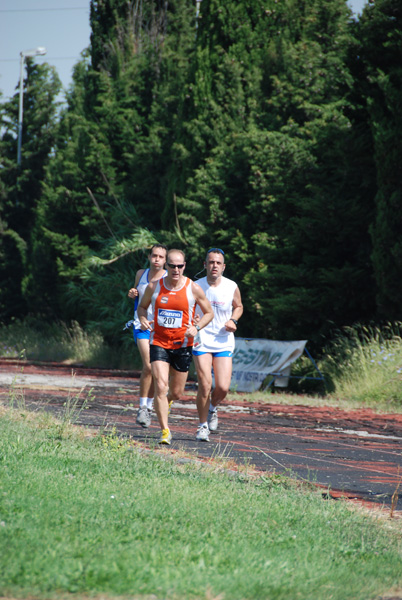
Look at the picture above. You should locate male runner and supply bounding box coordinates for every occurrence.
[193,248,243,441]
[128,244,167,428]
[137,249,214,445]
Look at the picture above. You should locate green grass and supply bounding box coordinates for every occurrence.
[0,407,401,600]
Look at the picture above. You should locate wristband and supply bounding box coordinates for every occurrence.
[230,318,238,326]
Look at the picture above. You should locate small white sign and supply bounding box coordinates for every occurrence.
[228,338,307,392]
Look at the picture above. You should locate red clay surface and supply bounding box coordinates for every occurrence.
[1,359,402,512]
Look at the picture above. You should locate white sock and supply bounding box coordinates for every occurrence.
[209,404,217,413]
[147,397,154,410]
[200,421,208,428]
[139,397,147,408]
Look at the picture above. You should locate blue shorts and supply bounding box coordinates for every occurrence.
[192,350,233,358]
[133,328,151,343]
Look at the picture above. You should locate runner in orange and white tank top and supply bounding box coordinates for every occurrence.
[151,277,196,349]
[138,249,214,445]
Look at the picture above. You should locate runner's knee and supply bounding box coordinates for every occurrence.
[142,362,152,377]
[154,377,169,399]
[214,384,230,399]
[198,370,212,390]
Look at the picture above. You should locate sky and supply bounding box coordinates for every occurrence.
[0,0,368,105]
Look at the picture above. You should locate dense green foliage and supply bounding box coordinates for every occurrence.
[0,61,61,319]
[1,0,401,351]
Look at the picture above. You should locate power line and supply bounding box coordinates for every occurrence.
[0,7,88,12]
[0,57,85,62]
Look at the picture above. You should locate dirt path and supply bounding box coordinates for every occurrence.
[1,359,401,512]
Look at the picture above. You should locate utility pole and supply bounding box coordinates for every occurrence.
[17,46,47,165]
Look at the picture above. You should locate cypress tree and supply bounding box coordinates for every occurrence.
[356,0,402,319]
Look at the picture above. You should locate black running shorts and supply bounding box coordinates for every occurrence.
[150,345,193,372]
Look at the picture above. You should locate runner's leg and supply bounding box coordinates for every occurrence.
[137,337,154,398]
[151,360,170,430]
[211,356,232,408]
[193,353,213,423]
[167,367,189,405]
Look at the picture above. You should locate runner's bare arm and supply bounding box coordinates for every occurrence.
[137,281,156,330]
[128,268,145,299]
[225,286,243,332]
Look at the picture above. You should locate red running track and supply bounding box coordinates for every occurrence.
[1,359,401,512]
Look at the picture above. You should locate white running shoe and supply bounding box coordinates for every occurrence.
[136,406,151,428]
[196,424,210,442]
[207,410,218,431]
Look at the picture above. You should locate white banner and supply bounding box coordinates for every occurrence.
[227,338,307,392]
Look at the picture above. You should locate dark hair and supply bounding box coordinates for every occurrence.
[150,244,168,257]
[205,247,225,261]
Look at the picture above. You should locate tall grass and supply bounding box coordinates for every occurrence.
[322,323,402,408]
[0,407,401,600]
[0,317,141,369]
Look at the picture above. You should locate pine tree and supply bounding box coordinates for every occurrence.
[33,0,196,335]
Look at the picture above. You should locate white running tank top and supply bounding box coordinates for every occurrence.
[133,268,167,329]
[195,276,238,353]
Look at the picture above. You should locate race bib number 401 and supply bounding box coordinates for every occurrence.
[157,308,183,328]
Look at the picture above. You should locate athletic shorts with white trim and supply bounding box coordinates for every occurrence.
[192,350,233,357]
[133,328,151,343]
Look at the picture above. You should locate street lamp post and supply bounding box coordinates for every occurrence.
[17,46,47,166]
[195,0,202,31]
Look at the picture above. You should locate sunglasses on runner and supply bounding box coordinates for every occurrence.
[167,263,185,269]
